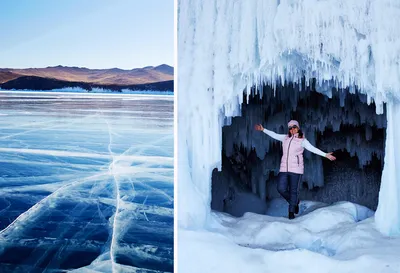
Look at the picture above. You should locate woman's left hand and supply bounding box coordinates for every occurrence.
[326,152,336,161]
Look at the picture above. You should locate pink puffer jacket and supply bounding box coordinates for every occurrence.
[280,133,304,174]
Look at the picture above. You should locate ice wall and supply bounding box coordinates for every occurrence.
[375,102,400,235]
[178,0,400,234]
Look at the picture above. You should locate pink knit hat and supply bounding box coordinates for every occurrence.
[288,120,300,128]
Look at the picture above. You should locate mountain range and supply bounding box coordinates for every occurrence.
[0,64,173,92]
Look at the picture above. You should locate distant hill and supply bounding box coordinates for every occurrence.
[0,76,173,92]
[0,71,21,84]
[0,64,173,85]
[152,64,174,75]
[0,64,174,92]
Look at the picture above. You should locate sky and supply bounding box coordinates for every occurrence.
[0,0,174,69]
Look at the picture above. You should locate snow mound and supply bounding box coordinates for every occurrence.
[180,202,400,273]
[210,201,375,256]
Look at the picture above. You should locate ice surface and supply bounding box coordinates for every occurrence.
[0,87,173,95]
[0,92,173,272]
[178,0,400,235]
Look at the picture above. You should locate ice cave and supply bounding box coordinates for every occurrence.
[211,81,386,217]
[178,0,400,272]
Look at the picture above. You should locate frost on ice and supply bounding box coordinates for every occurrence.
[178,0,400,237]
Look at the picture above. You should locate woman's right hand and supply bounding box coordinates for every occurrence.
[326,152,336,161]
[254,124,264,131]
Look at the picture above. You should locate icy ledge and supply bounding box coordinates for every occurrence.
[178,0,400,235]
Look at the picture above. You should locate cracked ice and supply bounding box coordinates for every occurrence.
[0,91,173,272]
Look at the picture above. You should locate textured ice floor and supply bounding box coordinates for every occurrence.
[0,91,173,272]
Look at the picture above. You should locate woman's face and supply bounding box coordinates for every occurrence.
[289,125,299,134]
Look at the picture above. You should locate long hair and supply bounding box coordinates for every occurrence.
[288,129,304,138]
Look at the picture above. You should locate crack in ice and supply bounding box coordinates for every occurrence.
[104,116,121,273]
[0,172,107,237]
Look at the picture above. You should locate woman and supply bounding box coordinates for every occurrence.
[255,120,336,219]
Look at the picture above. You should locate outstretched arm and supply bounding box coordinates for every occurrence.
[254,124,286,142]
[302,139,336,161]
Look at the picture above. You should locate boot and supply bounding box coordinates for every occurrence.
[288,211,295,219]
[295,199,300,214]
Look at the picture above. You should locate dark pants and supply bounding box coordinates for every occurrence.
[277,172,302,213]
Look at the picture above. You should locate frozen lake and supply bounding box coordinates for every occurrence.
[0,91,174,272]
